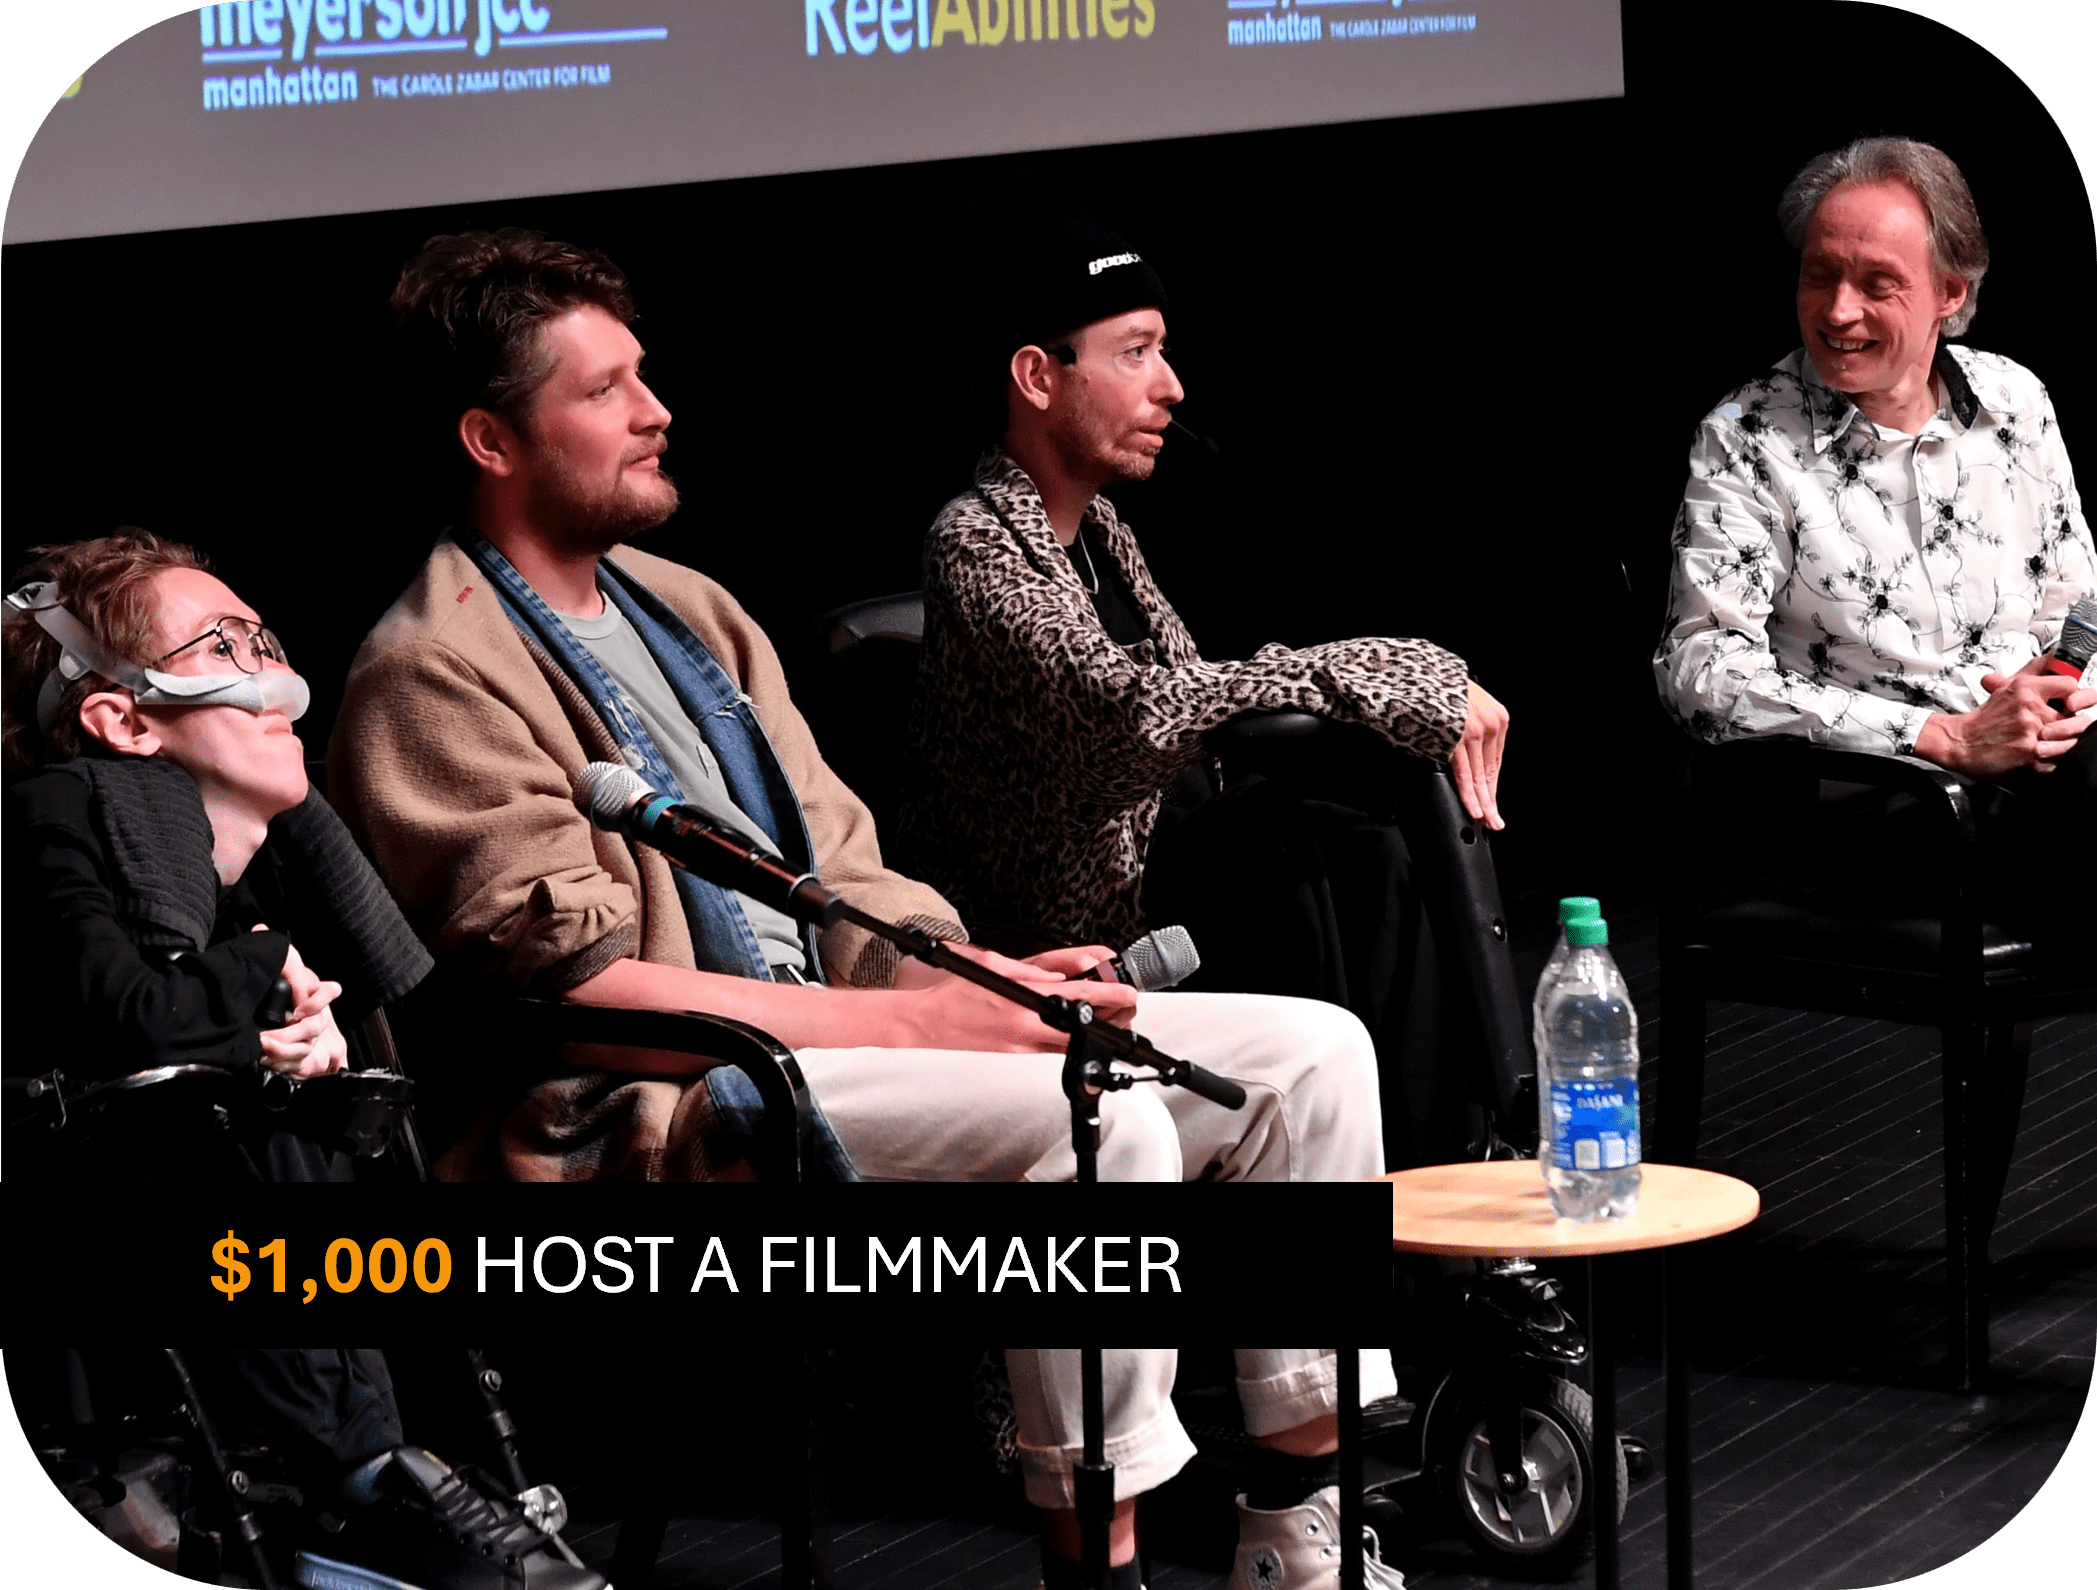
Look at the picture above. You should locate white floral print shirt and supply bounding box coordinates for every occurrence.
[1655,345,2096,753]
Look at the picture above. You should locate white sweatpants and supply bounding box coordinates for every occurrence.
[1004,1349,1401,1508]
[794,991,1383,1182]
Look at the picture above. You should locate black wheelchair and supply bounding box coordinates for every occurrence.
[10,1347,588,1590]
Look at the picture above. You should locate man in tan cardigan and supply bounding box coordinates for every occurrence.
[326,228,1383,1183]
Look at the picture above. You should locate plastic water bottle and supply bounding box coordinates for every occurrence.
[1537,904,1641,1221]
[1530,896,1600,1063]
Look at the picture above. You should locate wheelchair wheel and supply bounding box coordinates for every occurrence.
[1436,1375,1626,1573]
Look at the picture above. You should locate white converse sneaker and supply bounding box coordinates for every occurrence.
[1228,1486,1405,1590]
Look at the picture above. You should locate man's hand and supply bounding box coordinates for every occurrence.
[1913,663,2095,777]
[1450,681,1510,830]
[1021,944,1122,979]
[888,941,1135,1052]
[890,940,1104,991]
[896,966,1138,1053]
[255,931,348,1078]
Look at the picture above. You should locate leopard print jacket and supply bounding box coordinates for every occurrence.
[895,451,1472,947]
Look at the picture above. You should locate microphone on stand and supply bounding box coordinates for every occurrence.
[579,761,845,928]
[1076,926,1201,991]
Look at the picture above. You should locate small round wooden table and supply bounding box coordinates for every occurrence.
[1379,1162,1759,1590]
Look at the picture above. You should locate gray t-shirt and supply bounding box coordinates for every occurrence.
[559,598,809,977]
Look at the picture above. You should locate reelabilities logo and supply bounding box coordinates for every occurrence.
[806,0,1157,58]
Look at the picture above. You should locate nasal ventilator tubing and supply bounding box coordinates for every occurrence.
[5,581,311,733]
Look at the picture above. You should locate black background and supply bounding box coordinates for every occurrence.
[7,2,2089,912]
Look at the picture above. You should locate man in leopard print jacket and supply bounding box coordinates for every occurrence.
[897,207,1509,954]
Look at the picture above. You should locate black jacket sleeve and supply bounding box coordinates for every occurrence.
[6,771,288,1079]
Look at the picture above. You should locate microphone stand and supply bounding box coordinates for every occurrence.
[1078,1347,1114,1590]
[831,896,1192,1590]
[823,899,1180,1588]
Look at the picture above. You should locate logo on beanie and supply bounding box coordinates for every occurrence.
[1088,251,1141,276]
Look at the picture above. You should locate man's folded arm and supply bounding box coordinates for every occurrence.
[932,521,1471,794]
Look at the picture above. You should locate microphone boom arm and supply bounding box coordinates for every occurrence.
[577,760,1246,1163]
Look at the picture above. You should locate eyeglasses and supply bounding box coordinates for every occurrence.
[159,616,291,674]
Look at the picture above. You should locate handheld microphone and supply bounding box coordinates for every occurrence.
[2041,597,2097,709]
[1075,926,1201,992]
[580,761,846,928]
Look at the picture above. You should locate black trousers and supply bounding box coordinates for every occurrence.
[1979,723,2097,930]
[1142,774,1481,1169]
[1802,725,2097,931]
[213,1349,404,1489]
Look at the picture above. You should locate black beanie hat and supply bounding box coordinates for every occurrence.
[974,172,1169,355]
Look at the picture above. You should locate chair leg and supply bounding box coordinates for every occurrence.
[1972,1020,2031,1245]
[780,1348,833,1590]
[1657,974,1708,1166]
[1940,1019,1991,1392]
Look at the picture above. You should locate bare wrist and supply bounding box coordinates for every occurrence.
[1912,713,1954,767]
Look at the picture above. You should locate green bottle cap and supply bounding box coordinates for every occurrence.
[1566,917,1609,947]
[1558,896,1601,926]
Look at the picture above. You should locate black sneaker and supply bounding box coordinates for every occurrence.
[293,1447,605,1590]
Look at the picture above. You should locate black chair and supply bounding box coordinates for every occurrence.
[1656,738,2097,1390]
[808,590,925,837]
[509,998,821,1184]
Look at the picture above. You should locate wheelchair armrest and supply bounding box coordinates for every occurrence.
[1206,710,1436,815]
[5,1064,419,1175]
[4,1064,242,1136]
[514,1000,816,1182]
[75,1062,241,1100]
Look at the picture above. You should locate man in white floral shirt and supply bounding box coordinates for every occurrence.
[1656,137,2094,871]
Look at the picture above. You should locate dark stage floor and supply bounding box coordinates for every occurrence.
[550,899,2096,1590]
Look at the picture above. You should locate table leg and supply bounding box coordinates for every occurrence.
[1667,1248,1695,1589]
[1589,1258,1618,1590]
[781,1347,833,1590]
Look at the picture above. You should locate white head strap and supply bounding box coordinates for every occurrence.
[5,581,310,734]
